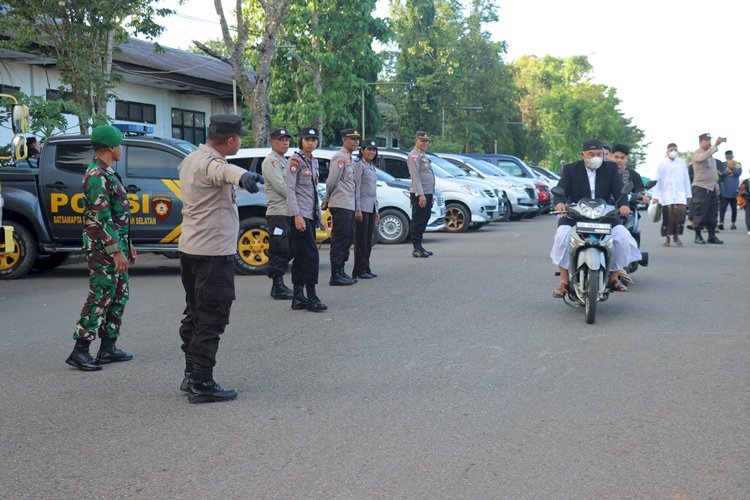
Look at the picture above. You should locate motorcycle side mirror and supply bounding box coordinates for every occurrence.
[551,186,565,197]
[644,180,657,189]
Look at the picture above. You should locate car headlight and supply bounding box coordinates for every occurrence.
[460,185,481,197]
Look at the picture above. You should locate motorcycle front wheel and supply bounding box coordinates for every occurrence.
[584,268,600,324]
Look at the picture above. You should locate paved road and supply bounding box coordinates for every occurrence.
[1,216,748,499]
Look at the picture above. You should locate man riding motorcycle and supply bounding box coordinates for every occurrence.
[550,139,642,297]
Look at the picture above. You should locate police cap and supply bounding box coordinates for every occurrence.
[300,127,319,139]
[91,125,124,148]
[341,128,361,139]
[725,150,734,157]
[415,131,430,141]
[270,128,292,140]
[698,132,711,142]
[362,138,378,148]
[209,114,248,136]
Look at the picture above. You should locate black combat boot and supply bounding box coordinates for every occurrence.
[341,267,358,283]
[65,339,102,371]
[180,353,193,393]
[694,230,706,244]
[412,247,430,258]
[291,285,309,310]
[707,231,724,244]
[270,275,294,300]
[187,365,238,404]
[329,265,355,286]
[96,338,133,364]
[420,246,434,256]
[305,285,328,312]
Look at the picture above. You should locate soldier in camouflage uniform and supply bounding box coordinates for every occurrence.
[65,125,136,371]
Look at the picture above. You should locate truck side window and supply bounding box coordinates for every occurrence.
[56,144,95,175]
[126,147,181,179]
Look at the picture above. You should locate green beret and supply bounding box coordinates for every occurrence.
[91,125,123,147]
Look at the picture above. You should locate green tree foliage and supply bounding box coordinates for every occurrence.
[0,0,173,133]
[260,0,389,145]
[512,55,645,170]
[386,0,521,154]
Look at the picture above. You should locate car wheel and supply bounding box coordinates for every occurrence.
[234,217,270,275]
[32,252,70,272]
[376,209,409,244]
[444,203,469,232]
[0,221,38,280]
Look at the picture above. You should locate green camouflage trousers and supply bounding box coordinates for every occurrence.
[73,248,129,342]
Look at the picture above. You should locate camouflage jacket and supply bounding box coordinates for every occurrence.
[81,159,130,255]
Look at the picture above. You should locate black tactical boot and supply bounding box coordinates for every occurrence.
[270,275,294,300]
[65,339,102,371]
[412,247,430,258]
[96,338,133,364]
[329,266,355,286]
[180,353,193,393]
[187,365,238,404]
[291,285,309,310]
[707,232,724,244]
[306,285,328,312]
[694,230,706,244]
[420,246,433,256]
[341,267,358,283]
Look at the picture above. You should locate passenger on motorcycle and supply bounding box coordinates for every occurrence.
[612,143,647,211]
[550,139,642,297]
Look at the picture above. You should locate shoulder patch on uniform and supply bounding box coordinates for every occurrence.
[411,154,418,160]
[337,160,345,169]
[271,160,278,168]
[290,157,301,166]
[290,164,298,173]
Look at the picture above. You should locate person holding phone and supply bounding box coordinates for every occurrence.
[690,133,724,244]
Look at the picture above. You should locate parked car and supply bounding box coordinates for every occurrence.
[437,153,539,221]
[376,148,498,232]
[469,154,551,214]
[228,147,445,245]
[530,165,561,183]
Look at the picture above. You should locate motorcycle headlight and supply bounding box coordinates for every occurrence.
[460,185,481,197]
[579,204,606,219]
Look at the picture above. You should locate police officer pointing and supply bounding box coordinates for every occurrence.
[262,128,294,300]
[322,128,360,285]
[177,114,263,403]
[407,131,435,258]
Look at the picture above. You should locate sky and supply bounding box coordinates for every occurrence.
[149,0,749,179]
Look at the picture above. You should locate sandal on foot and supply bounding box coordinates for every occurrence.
[662,241,670,247]
[608,280,628,292]
[553,284,568,298]
[618,271,634,285]
[673,238,683,247]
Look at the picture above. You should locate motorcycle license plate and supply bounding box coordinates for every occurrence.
[577,222,611,234]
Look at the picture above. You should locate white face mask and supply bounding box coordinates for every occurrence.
[586,156,603,170]
[668,150,678,159]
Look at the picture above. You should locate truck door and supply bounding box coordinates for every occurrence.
[121,143,184,243]
[40,142,98,242]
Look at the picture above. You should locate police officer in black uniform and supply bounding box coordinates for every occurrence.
[322,128,360,285]
[287,127,328,312]
[407,131,435,258]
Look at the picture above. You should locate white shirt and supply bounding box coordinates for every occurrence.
[586,168,597,198]
[652,156,692,206]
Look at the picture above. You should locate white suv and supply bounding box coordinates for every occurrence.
[376,149,499,232]
[228,147,445,245]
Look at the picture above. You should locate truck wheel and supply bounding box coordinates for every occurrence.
[234,217,269,275]
[33,252,70,272]
[444,203,469,232]
[376,209,409,244]
[0,221,38,280]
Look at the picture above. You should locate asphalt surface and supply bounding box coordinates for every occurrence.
[1,216,748,499]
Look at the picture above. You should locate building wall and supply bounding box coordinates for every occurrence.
[1,59,232,147]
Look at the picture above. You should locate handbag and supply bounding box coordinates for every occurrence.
[738,182,749,209]
[647,202,661,223]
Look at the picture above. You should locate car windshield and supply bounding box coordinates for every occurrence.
[428,154,469,177]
